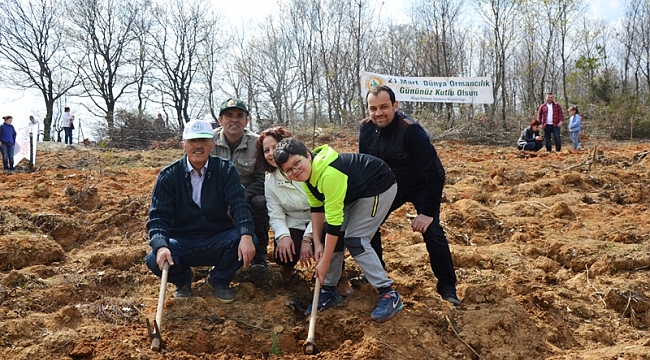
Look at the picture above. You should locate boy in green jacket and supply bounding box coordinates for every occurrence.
[274,138,402,322]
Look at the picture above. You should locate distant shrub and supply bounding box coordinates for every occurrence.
[96,110,180,149]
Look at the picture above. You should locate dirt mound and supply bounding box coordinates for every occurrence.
[1,139,650,359]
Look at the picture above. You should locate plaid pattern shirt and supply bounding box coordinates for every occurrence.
[537,102,565,127]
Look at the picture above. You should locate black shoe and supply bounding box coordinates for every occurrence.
[173,270,193,298]
[304,287,342,316]
[442,293,461,306]
[174,284,192,298]
[250,258,268,272]
[349,273,368,288]
[206,275,235,303]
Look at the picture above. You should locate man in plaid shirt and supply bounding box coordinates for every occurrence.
[537,92,565,152]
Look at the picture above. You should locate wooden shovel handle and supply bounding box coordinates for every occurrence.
[155,261,170,329]
[306,278,321,343]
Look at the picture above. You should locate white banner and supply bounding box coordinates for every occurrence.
[360,71,494,104]
[13,126,37,167]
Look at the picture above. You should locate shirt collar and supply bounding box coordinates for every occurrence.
[185,156,209,176]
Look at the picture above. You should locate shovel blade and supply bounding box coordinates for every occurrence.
[151,337,162,352]
[303,340,320,355]
[146,318,165,352]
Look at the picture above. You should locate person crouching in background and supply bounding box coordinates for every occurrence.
[517,120,544,151]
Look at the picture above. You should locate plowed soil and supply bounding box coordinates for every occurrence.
[1,134,649,360]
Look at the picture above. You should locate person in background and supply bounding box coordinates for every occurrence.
[517,120,544,151]
[274,138,403,323]
[567,106,582,150]
[28,116,40,142]
[359,85,460,306]
[212,98,270,271]
[62,107,74,146]
[536,92,564,152]
[0,115,17,171]
[155,113,165,128]
[254,127,354,296]
[145,120,256,303]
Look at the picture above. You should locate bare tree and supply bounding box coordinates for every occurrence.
[287,0,322,128]
[626,0,650,98]
[198,11,225,123]
[556,0,584,108]
[0,0,79,141]
[132,5,155,114]
[475,0,518,128]
[248,14,300,126]
[67,0,143,129]
[412,0,466,127]
[150,0,211,128]
[514,3,543,112]
[215,24,261,127]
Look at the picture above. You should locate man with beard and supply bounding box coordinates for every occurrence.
[359,85,460,306]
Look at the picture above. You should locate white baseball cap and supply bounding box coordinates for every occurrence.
[183,120,214,140]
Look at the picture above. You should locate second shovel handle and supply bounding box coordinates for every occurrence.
[306,278,321,342]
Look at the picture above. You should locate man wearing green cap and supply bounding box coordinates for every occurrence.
[146,120,256,303]
[212,98,269,270]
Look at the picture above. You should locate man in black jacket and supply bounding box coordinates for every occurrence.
[146,120,256,303]
[359,85,460,306]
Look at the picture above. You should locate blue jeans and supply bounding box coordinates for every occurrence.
[145,228,251,288]
[570,131,580,150]
[518,141,543,151]
[64,126,73,144]
[544,125,561,152]
[1,142,15,170]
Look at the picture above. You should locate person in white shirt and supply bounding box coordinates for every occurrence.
[254,127,353,296]
[62,107,74,145]
[536,93,564,152]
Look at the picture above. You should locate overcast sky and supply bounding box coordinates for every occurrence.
[214,0,624,25]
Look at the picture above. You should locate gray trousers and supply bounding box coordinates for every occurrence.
[324,183,397,289]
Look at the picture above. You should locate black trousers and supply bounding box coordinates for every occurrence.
[370,189,458,296]
[250,195,270,263]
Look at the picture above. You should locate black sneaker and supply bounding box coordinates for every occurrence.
[173,270,193,298]
[349,273,368,288]
[250,258,268,272]
[174,284,192,298]
[442,293,461,306]
[215,286,235,303]
[304,287,342,315]
[206,275,235,303]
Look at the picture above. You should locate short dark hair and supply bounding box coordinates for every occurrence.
[274,138,310,169]
[64,107,70,112]
[366,85,396,104]
[255,126,293,173]
[530,119,541,127]
[569,105,579,114]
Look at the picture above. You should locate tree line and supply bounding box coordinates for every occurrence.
[1,0,648,143]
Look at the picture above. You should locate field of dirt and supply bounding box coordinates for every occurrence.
[1,132,649,360]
